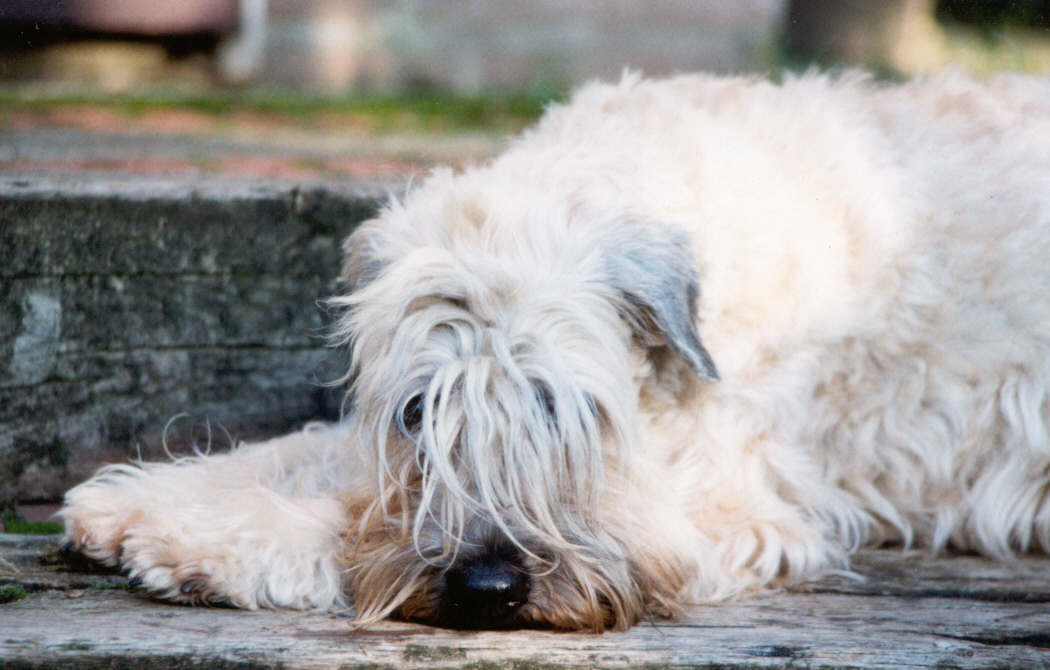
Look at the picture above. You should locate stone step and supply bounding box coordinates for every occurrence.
[1,174,389,504]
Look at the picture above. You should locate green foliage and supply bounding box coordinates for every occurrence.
[0,584,28,604]
[0,86,563,134]
[87,581,133,591]
[1,510,63,536]
[937,0,1050,31]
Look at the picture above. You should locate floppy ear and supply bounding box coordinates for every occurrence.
[604,221,719,382]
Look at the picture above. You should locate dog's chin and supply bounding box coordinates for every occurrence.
[361,547,669,633]
[393,601,540,631]
[393,583,647,632]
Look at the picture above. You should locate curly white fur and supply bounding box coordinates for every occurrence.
[62,69,1050,631]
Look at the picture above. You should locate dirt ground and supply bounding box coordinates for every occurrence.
[0,101,507,181]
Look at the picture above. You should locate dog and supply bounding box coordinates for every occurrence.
[61,69,1050,632]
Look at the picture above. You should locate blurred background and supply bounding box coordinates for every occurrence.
[2,0,1048,179]
[1,0,1049,96]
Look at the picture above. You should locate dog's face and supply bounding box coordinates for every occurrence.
[330,171,718,631]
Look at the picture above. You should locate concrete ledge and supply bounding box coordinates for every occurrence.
[0,174,390,504]
[3,535,1050,669]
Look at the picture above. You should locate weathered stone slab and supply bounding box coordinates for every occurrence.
[0,175,389,504]
[2,536,1049,669]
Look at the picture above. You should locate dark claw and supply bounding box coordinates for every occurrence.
[58,540,78,555]
[128,576,145,589]
[180,579,203,594]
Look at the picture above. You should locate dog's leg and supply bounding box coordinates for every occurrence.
[641,392,867,599]
[61,422,360,610]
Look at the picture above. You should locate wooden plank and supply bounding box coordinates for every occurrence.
[2,535,1049,669]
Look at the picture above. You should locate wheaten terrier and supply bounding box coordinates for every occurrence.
[61,70,1050,631]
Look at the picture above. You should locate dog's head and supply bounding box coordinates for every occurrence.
[330,169,718,631]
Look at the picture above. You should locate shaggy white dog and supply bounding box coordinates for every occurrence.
[62,70,1050,631]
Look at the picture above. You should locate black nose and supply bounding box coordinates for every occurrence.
[440,545,530,628]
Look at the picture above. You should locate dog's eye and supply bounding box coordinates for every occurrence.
[399,394,425,436]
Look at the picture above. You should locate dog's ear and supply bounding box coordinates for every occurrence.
[604,222,719,382]
[340,224,387,292]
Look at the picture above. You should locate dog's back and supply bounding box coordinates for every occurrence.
[511,70,1050,564]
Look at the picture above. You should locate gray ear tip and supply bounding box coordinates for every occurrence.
[689,345,720,382]
[701,363,720,382]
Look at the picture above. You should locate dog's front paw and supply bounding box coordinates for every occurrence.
[62,466,350,611]
[60,465,154,567]
[113,496,349,611]
[60,465,251,606]
[118,526,247,608]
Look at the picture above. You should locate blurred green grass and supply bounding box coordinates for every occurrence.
[0,85,563,135]
[1,510,62,536]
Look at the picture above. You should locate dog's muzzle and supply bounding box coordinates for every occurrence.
[437,543,530,629]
